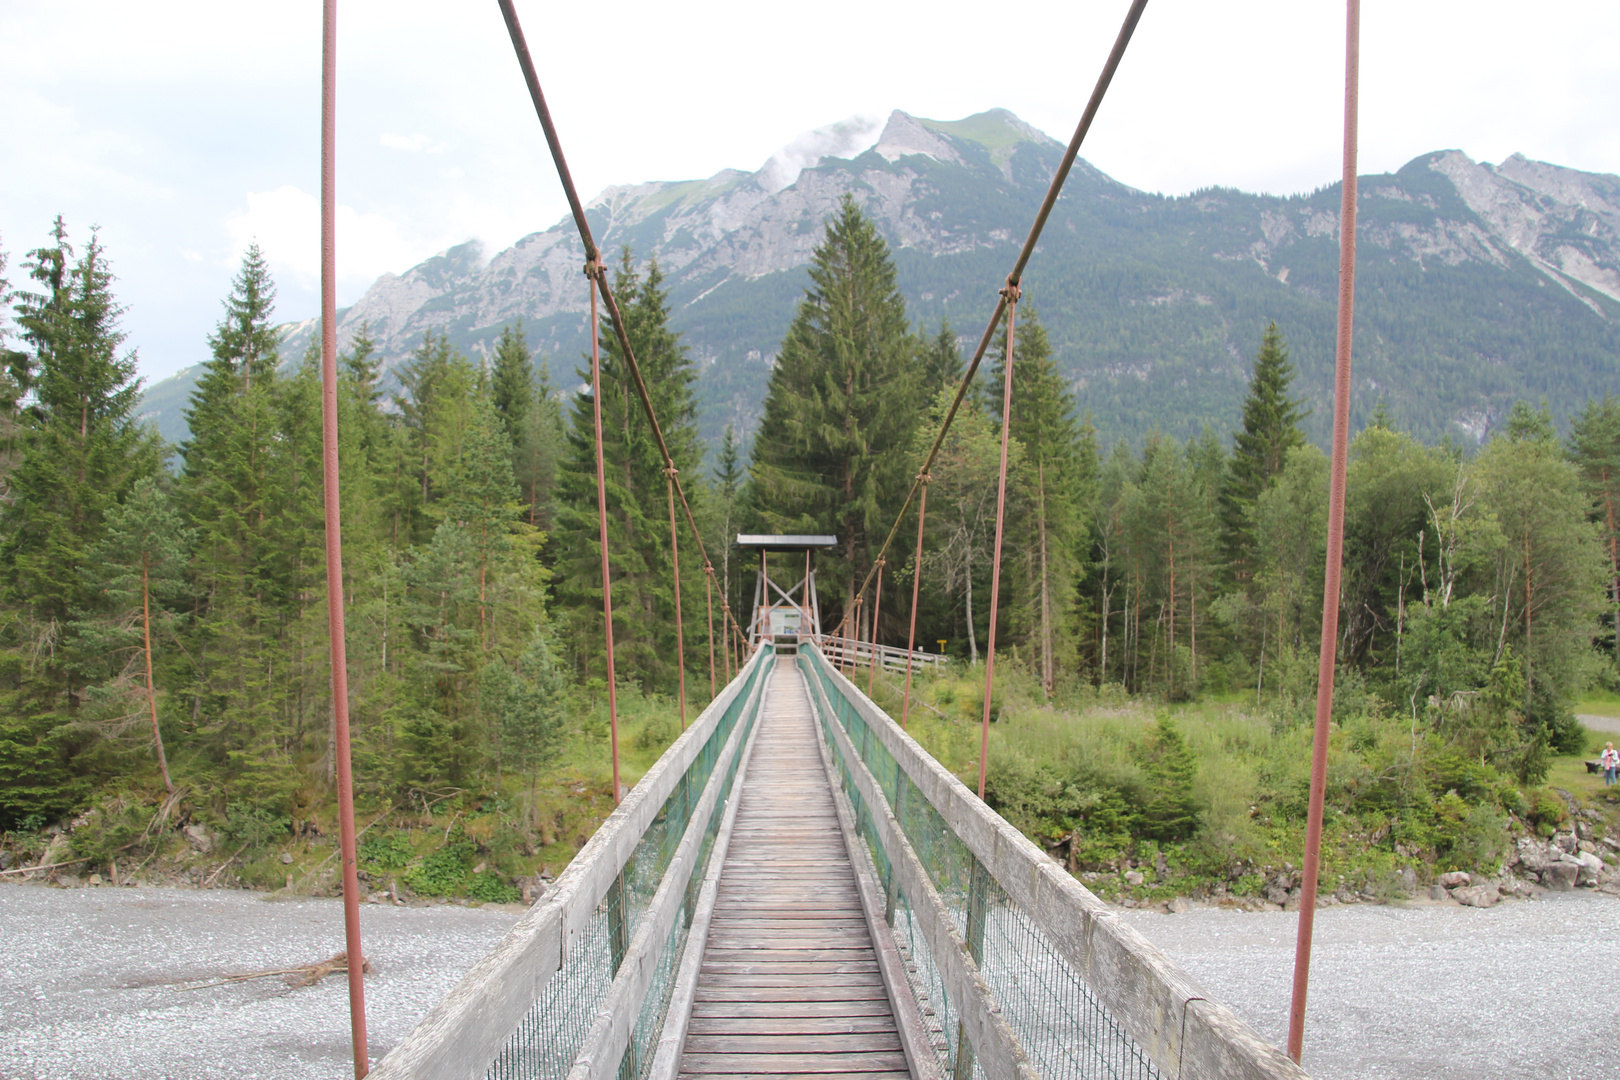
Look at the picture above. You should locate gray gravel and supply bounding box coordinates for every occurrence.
[7,880,1620,1079]
[0,881,521,1079]
[1122,892,1620,1080]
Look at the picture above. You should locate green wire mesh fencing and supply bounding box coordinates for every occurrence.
[803,646,1162,1080]
[486,651,771,1080]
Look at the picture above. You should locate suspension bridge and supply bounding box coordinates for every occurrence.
[368,636,1304,1080]
[303,0,1369,1075]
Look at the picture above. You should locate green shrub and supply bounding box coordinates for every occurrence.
[223,805,288,856]
[466,871,521,903]
[1523,787,1568,836]
[359,830,414,871]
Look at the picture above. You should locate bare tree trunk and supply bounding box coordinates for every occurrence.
[1037,463,1052,698]
[1166,521,1176,699]
[1605,482,1620,671]
[1523,535,1534,695]
[965,546,979,666]
[142,559,174,794]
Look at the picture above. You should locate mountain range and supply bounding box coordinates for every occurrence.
[139,108,1620,455]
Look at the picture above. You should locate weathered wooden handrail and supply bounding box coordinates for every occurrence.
[800,643,1310,1080]
[369,648,773,1080]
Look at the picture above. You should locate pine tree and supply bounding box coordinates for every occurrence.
[921,320,964,396]
[1218,322,1308,581]
[0,235,28,487]
[1569,395,1620,671]
[0,221,157,826]
[715,423,744,626]
[4,222,155,656]
[87,476,192,792]
[749,196,920,626]
[554,251,703,691]
[490,321,533,447]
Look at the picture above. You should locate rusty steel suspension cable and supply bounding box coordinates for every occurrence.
[704,564,716,698]
[1289,0,1360,1063]
[587,264,624,804]
[977,289,1019,800]
[868,559,885,695]
[666,469,687,728]
[498,0,753,683]
[847,0,1150,615]
[320,2,369,1075]
[900,475,930,729]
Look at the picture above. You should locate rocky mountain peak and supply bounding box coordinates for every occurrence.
[1430,149,1620,306]
[872,110,962,165]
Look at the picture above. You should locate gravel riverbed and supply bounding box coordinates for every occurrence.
[6,881,1619,1078]
[1122,891,1620,1080]
[0,882,521,1079]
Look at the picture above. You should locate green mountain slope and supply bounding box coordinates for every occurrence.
[141,109,1620,457]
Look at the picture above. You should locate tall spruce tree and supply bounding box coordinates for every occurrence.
[0,235,27,487]
[0,221,156,826]
[86,475,192,793]
[749,195,920,627]
[1219,322,1308,581]
[922,320,964,396]
[1569,394,1620,670]
[554,251,703,691]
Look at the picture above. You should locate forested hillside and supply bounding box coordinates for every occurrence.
[5,197,1620,900]
[138,109,1620,455]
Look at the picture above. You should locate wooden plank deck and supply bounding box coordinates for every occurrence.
[678,661,912,1080]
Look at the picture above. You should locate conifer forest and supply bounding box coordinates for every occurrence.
[4,201,1620,898]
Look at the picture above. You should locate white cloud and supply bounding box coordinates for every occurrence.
[760,115,886,193]
[224,186,432,299]
[380,132,445,154]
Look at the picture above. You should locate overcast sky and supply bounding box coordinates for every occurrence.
[3,0,1617,388]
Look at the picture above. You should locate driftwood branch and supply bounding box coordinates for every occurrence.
[177,951,374,991]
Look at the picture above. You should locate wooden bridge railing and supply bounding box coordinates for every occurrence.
[369,647,775,1080]
[800,643,1310,1080]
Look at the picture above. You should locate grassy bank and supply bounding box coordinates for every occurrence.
[863,658,1619,905]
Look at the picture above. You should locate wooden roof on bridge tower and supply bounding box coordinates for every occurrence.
[736,534,838,551]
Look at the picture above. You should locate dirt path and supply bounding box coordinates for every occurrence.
[0,881,521,1079]
[1123,891,1620,1079]
[1579,712,1620,737]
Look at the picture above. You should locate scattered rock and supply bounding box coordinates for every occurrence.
[183,825,216,855]
[1121,897,1139,908]
[1167,897,1190,914]
[1428,885,1448,901]
[1265,885,1290,905]
[1544,862,1580,891]
[1453,883,1500,908]
[1394,866,1418,896]
[87,874,102,886]
[1578,840,1597,855]
[280,852,294,865]
[1438,871,1472,889]
[1601,836,1620,852]
[1124,870,1144,887]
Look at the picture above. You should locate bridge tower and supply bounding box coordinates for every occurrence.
[738,533,836,653]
